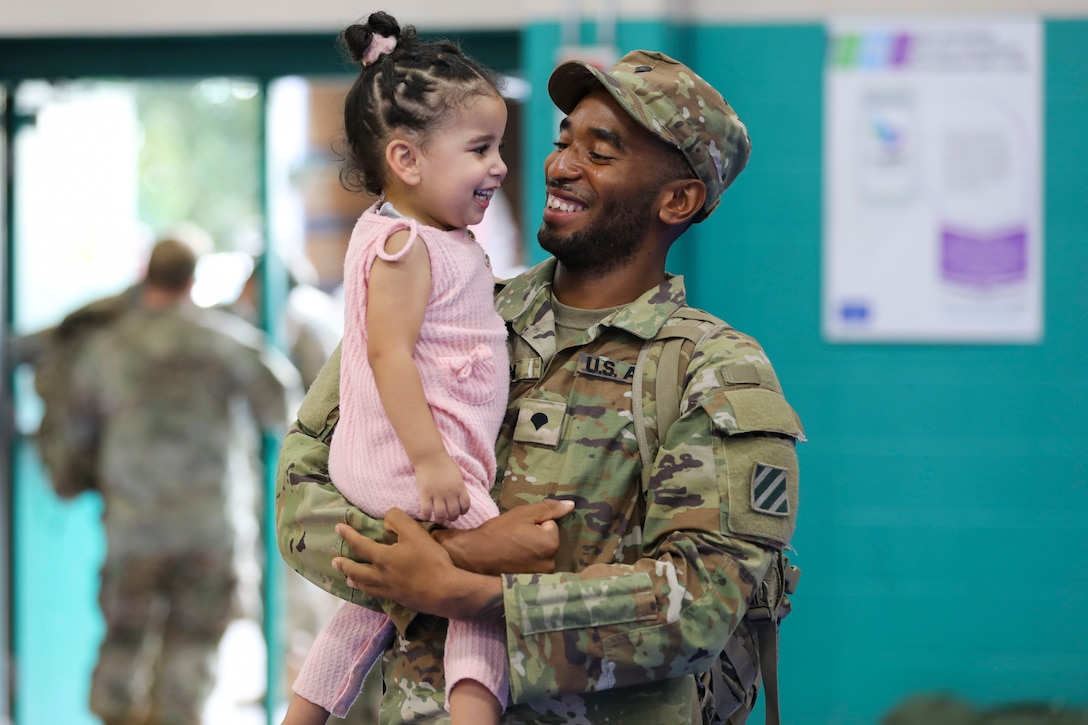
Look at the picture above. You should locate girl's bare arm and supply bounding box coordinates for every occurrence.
[366,230,470,523]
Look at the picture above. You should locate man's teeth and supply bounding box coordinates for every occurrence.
[547,195,585,212]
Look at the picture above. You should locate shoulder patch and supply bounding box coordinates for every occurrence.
[751,462,790,517]
[718,434,799,548]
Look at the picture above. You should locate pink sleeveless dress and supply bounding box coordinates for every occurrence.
[293,205,509,715]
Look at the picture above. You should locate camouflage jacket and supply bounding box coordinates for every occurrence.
[69,303,301,557]
[276,258,804,724]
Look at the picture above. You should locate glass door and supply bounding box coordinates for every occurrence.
[8,76,268,725]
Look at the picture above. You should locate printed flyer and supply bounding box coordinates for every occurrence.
[823,17,1043,342]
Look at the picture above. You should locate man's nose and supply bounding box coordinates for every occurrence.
[547,148,581,180]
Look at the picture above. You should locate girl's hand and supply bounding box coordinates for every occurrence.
[415,454,471,523]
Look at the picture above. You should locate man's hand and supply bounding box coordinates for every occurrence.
[434,498,574,576]
[333,508,504,620]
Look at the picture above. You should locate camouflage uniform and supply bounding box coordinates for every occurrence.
[68,303,300,725]
[276,259,803,724]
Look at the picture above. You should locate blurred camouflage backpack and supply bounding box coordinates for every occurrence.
[634,307,801,725]
[31,290,133,499]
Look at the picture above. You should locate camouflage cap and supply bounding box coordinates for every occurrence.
[548,49,751,222]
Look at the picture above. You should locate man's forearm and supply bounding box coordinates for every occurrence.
[439,567,506,620]
[432,499,572,576]
[334,512,506,621]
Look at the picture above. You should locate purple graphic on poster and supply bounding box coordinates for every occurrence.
[940,225,1027,289]
[890,34,912,67]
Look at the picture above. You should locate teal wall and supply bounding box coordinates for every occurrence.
[5,16,1086,725]
[13,444,104,725]
[523,18,1088,725]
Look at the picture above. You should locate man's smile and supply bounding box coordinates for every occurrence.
[545,192,588,213]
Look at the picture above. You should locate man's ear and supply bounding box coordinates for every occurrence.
[385,138,422,186]
[657,178,706,227]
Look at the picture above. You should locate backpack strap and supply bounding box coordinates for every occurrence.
[654,334,685,446]
[633,307,727,489]
[737,550,799,725]
[656,308,724,442]
[634,306,797,725]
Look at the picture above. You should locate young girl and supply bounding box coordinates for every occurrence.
[281,11,510,725]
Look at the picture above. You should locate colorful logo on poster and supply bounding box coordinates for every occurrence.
[830,31,912,69]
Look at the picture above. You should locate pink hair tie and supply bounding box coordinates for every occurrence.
[362,34,398,66]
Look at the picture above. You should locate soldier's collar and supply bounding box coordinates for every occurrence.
[599,274,688,340]
[495,258,557,328]
[495,259,689,341]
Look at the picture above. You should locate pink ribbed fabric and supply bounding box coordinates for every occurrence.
[292,604,395,716]
[331,208,507,523]
[294,206,510,715]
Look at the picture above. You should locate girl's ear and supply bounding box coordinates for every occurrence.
[385,138,422,186]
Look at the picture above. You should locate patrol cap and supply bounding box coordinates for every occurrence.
[548,49,751,222]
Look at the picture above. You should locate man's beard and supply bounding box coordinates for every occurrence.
[537,184,657,274]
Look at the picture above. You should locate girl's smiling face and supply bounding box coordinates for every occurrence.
[402,93,509,231]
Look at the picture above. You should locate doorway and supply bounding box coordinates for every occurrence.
[8,76,267,725]
[1,30,523,725]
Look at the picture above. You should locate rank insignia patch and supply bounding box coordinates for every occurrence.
[751,462,790,517]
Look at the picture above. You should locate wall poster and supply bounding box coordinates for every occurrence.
[823,17,1043,343]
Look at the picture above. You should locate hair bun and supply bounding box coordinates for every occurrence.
[366,11,400,38]
[362,34,398,66]
[342,11,402,66]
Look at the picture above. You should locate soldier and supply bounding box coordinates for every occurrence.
[66,236,301,725]
[277,49,804,724]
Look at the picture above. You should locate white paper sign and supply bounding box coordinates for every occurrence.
[823,17,1043,343]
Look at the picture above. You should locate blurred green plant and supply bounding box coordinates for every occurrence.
[135,78,263,252]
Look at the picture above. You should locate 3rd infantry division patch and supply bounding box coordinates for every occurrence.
[751,462,789,516]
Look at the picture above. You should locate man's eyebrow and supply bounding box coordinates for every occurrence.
[555,118,625,150]
[589,126,624,151]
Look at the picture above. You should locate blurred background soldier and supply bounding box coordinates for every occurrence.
[64,236,301,725]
